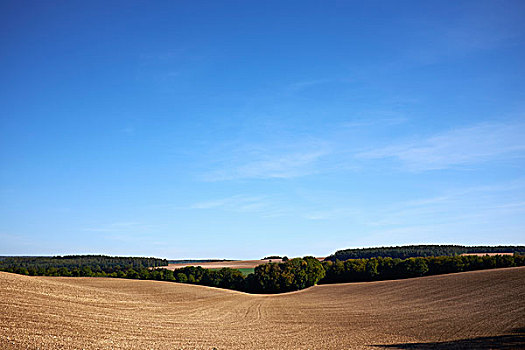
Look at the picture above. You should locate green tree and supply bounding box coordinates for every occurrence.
[403,258,429,277]
[125,268,139,279]
[176,273,188,283]
[58,267,71,276]
[365,259,379,280]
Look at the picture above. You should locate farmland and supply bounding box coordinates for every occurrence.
[1,267,524,349]
[461,252,515,256]
[210,267,254,276]
[164,257,325,273]
[164,258,286,269]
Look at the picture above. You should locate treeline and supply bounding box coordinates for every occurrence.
[114,257,325,294]
[326,245,525,261]
[0,256,325,294]
[248,256,324,293]
[1,253,524,294]
[0,255,167,275]
[321,254,525,284]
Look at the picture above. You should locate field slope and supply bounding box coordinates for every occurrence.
[1,267,524,349]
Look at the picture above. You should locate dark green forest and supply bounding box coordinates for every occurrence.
[1,252,524,294]
[0,255,167,277]
[320,254,524,283]
[326,245,525,261]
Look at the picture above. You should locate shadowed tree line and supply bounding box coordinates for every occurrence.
[1,252,524,294]
[135,256,326,293]
[0,255,167,277]
[320,254,525,284]
[325,245,525,261]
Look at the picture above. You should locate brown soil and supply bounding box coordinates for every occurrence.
[1,267,524,349]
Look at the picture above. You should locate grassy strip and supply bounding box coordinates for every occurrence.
[209,267,254,276]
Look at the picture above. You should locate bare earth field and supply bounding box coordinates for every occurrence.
[1,267,524,350]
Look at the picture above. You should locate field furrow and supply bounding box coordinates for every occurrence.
[1,267,524,349]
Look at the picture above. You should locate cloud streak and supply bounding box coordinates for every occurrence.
[201,119,525,182]
[189,194,291,218]
[366,181,525,228]
[204,140,331,181]
[190,195,267,212]
[82,222,153,233]
[357,121,525,171]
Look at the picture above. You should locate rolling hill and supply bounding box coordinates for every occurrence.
[1,267,524,349]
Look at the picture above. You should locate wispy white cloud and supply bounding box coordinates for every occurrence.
[287,79,337,92]
[357,121,525,171]
[398,2,524,67]
[190,195,267,212]
[201,119,525,181]
[83,222,153,233]
[230,150,327,179]
[303,207,359,221]
[204,140,331,181]
[366,181,525,228]
[342,116,408,129]
[190,194,291,218]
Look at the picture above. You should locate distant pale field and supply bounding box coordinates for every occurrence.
[1,267,524,349]
[164,257,324,270]
[460,252,515,256]
[164,259,284,269]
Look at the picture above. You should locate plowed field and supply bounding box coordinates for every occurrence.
[1,267,524,349]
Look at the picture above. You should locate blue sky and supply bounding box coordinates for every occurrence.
[1,1,524,259]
